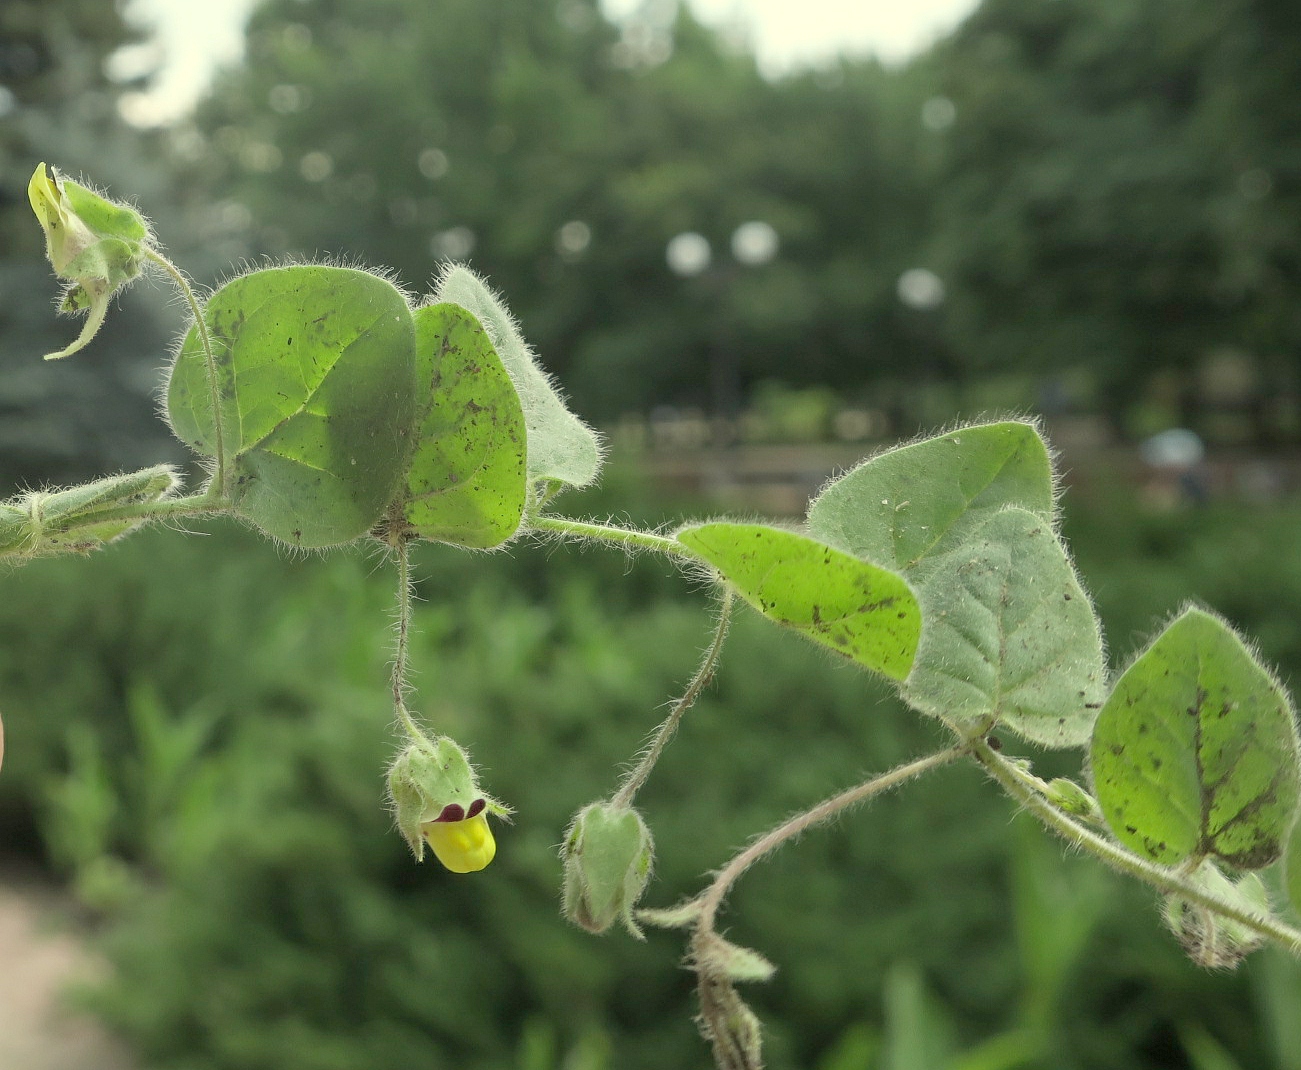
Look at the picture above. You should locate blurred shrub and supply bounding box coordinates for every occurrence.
[0,478,1299,1068]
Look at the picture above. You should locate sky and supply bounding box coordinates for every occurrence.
[119,0,979,126]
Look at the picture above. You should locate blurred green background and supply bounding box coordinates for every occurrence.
[4,0,1301,1067]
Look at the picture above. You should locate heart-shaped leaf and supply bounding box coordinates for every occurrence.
[167,265,419,547]
[397,303,527,548]
[1091,608,1300,869]
[676,522,919,681]
[902,507,1106,747]
[807,421,1053,576]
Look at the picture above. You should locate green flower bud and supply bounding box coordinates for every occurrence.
[561,800,654,937]
[387,734,510,872]
[1044,777,1105,825]
[28,163,151,360]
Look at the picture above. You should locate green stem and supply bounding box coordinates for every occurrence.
[145,249,227,492]
[612,589,734,810]
[528,514,696,561]
[970,738,1301,956]
[390,537,425,745]
[51,491,232,530]
[696,745,964,934]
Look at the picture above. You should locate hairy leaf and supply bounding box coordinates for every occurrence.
[436,266,601,490]
[1091,608,1301,869]
[676,522,919,681]
[807,421,1053,576]
[398,303,527,548]
[902,508,1106,747]
[167,266,418,547]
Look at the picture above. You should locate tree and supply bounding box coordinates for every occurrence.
[917,0,1301,438]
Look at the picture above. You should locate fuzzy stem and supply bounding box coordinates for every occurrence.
[613,590,735,810]
[971,738,1301,956]
[696,745,965,934]
[390,537,425,745]
[145,249,227,493]
[48,491,231,530]
[527,514,696,561]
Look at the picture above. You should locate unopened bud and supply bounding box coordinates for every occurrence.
[387,734,510,872]
[28,164,151,360]
[1044,777,1105,825]
[561,800,653,937]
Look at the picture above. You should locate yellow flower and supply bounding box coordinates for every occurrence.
[421,800,497,874]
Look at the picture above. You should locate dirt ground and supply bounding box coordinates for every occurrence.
[0,873,136,1070]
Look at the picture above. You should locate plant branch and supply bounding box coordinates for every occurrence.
[696,744,965,934]
[390,537,425,745]
[613,589,734,810]
[527,514,696,561]
[970,738,1301,956]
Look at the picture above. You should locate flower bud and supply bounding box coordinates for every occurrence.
[1044,777,1105,825]
[561,800,654,937]
[387,735,509,872]
[28,163,151,360]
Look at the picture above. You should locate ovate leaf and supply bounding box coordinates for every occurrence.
[435,266,601,490]
[807,421,1053,576]
[676,522,919,681]
[902,508,1106,747]
[1091,608,1301,869]
[167,266,419,547]
[398,303,527,548]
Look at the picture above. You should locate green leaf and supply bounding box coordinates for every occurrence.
[676,522,919,681]
[435,266,601,490]
[637,898,705,931]
[902,508,1106,747]
[695,932,777,984]
[1286,808,1301,919]
[167,266,419,547]
[398,303,527,548]
[1091,608,1301,868]
[807,421,1053,576]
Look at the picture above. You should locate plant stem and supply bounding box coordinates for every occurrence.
[390,537,425,745]
[696,745,965,934]
[970,738,1301,956]
[53,491,232,530]
[145,249,227,492]
[528,514,696,561]
[613,589,735,810]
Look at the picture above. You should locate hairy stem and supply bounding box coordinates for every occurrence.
[145,249,227,494]
[613,589,735,810]
[390,537,425,745]
[696,745,965,934]
[50,491,232,529]
[971,738,1301,956]
[528,514,696,561]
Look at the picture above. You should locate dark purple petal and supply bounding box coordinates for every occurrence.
[434,802,466,823]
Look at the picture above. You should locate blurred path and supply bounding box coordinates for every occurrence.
[0,874,136,1070]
